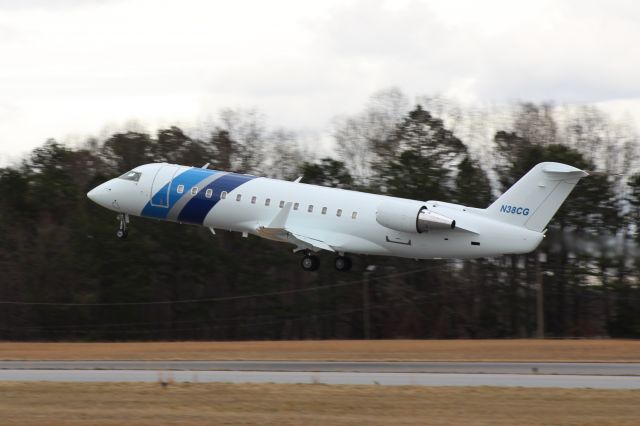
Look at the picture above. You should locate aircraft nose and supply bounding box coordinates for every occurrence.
[86,187,98,202]
[87,182,113,207]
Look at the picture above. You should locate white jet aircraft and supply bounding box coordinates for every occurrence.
[87,162,587,271]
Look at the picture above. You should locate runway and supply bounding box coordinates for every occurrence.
[0,360,638,375]
[0,361,638,388]
[0,369,639,388]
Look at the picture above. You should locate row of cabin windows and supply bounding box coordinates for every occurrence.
[175,184,358,219]
[178,184,225,199]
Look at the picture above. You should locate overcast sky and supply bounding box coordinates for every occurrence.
[1,0,639,163]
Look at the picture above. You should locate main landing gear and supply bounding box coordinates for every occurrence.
[301,253,320,271]
[300,252,353,272]
[116,213,129,240]
[334,255,352,272]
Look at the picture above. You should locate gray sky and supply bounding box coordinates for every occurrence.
[1,0,639,163]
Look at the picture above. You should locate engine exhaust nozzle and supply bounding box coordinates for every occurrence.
[416,208,455,233]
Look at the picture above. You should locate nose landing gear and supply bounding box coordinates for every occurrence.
[116,213,129,239]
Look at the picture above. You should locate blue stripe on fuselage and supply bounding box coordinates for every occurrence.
[141,168,216,219]
[177,173,256,225]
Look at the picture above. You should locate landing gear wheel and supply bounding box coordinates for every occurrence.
[334,256,352,272]
[116,213,129,240]
[301,254,320,271]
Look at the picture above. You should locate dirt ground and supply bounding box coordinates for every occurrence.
[1,382,639,426]
[0,339,639,361]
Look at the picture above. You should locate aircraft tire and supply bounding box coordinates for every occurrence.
[301,255,319,271]
[116,229,128,239]
[334,256,352,272]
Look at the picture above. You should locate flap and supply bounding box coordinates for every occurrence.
[289,232,336,252]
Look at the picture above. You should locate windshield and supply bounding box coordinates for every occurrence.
[118,171,142,182]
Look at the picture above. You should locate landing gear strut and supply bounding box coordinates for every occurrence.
[301,253,320,271]
[116,213,129,239]
[334,255,352,272]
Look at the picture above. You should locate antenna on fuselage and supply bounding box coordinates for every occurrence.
[201,163,210,169]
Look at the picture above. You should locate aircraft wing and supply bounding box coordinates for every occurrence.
[255,201,338,252]
[288,230,336,252]
[256,225,337,252]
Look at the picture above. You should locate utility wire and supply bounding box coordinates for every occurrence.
[0,265,440,307]
[0,285,476,334]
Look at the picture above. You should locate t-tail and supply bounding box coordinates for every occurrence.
[484,162,588,232]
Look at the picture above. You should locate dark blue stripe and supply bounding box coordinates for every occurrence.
[141,168,216,219]
[177,173,256,225]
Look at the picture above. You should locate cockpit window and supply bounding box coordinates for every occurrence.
[119,171,142,182]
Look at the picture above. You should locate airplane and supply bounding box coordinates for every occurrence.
[87,161,588,271]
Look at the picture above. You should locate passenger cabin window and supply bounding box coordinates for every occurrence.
[221,191,227,200]
[279,200,285,208]
[308,205,314,213]
[251,196,257,204]
[352,211,358,219]
[205,189,213,198]
[293,203,299,210]
[236,194,242,202]
[118,171,142,182]
[265,198,271,206]
[176,184,185,194]
[321,207,327,215]
[336,209,342,217]
[190,187,198,195]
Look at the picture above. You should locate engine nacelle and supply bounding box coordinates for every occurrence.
[376,200,456,233]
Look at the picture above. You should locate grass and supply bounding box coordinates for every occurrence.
[1,382,639,425]
[1,340,639,362]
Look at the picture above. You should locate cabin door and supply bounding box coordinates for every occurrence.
[150,165,178,207]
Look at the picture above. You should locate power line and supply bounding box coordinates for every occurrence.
[0,265,441,307]
[0,285,476,335]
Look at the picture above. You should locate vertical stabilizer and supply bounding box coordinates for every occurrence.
[484,162,588,231]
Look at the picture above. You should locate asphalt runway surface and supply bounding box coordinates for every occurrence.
[1,361,639,388]
[1,361,639,375]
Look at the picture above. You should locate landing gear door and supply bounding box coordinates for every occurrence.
[150,165,178,207]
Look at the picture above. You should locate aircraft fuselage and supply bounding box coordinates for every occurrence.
[87,162,587,271]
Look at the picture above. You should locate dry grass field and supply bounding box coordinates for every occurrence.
[0,339,639,362]
[1,382,639,425]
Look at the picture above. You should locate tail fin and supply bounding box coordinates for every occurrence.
[484,162,588,232]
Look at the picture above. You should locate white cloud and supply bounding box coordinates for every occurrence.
[0,0,639,163]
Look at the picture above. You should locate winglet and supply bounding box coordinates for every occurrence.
[268,202,292,228]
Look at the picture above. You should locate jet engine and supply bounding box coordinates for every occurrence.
[376,201,455,233]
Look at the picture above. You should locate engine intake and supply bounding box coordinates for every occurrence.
[376,201,455,234]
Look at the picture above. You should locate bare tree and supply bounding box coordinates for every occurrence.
[219,108,267,173]
[334,87,409,183]
[266,128,304,179]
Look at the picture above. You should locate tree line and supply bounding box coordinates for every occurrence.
[0,89,639,340]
